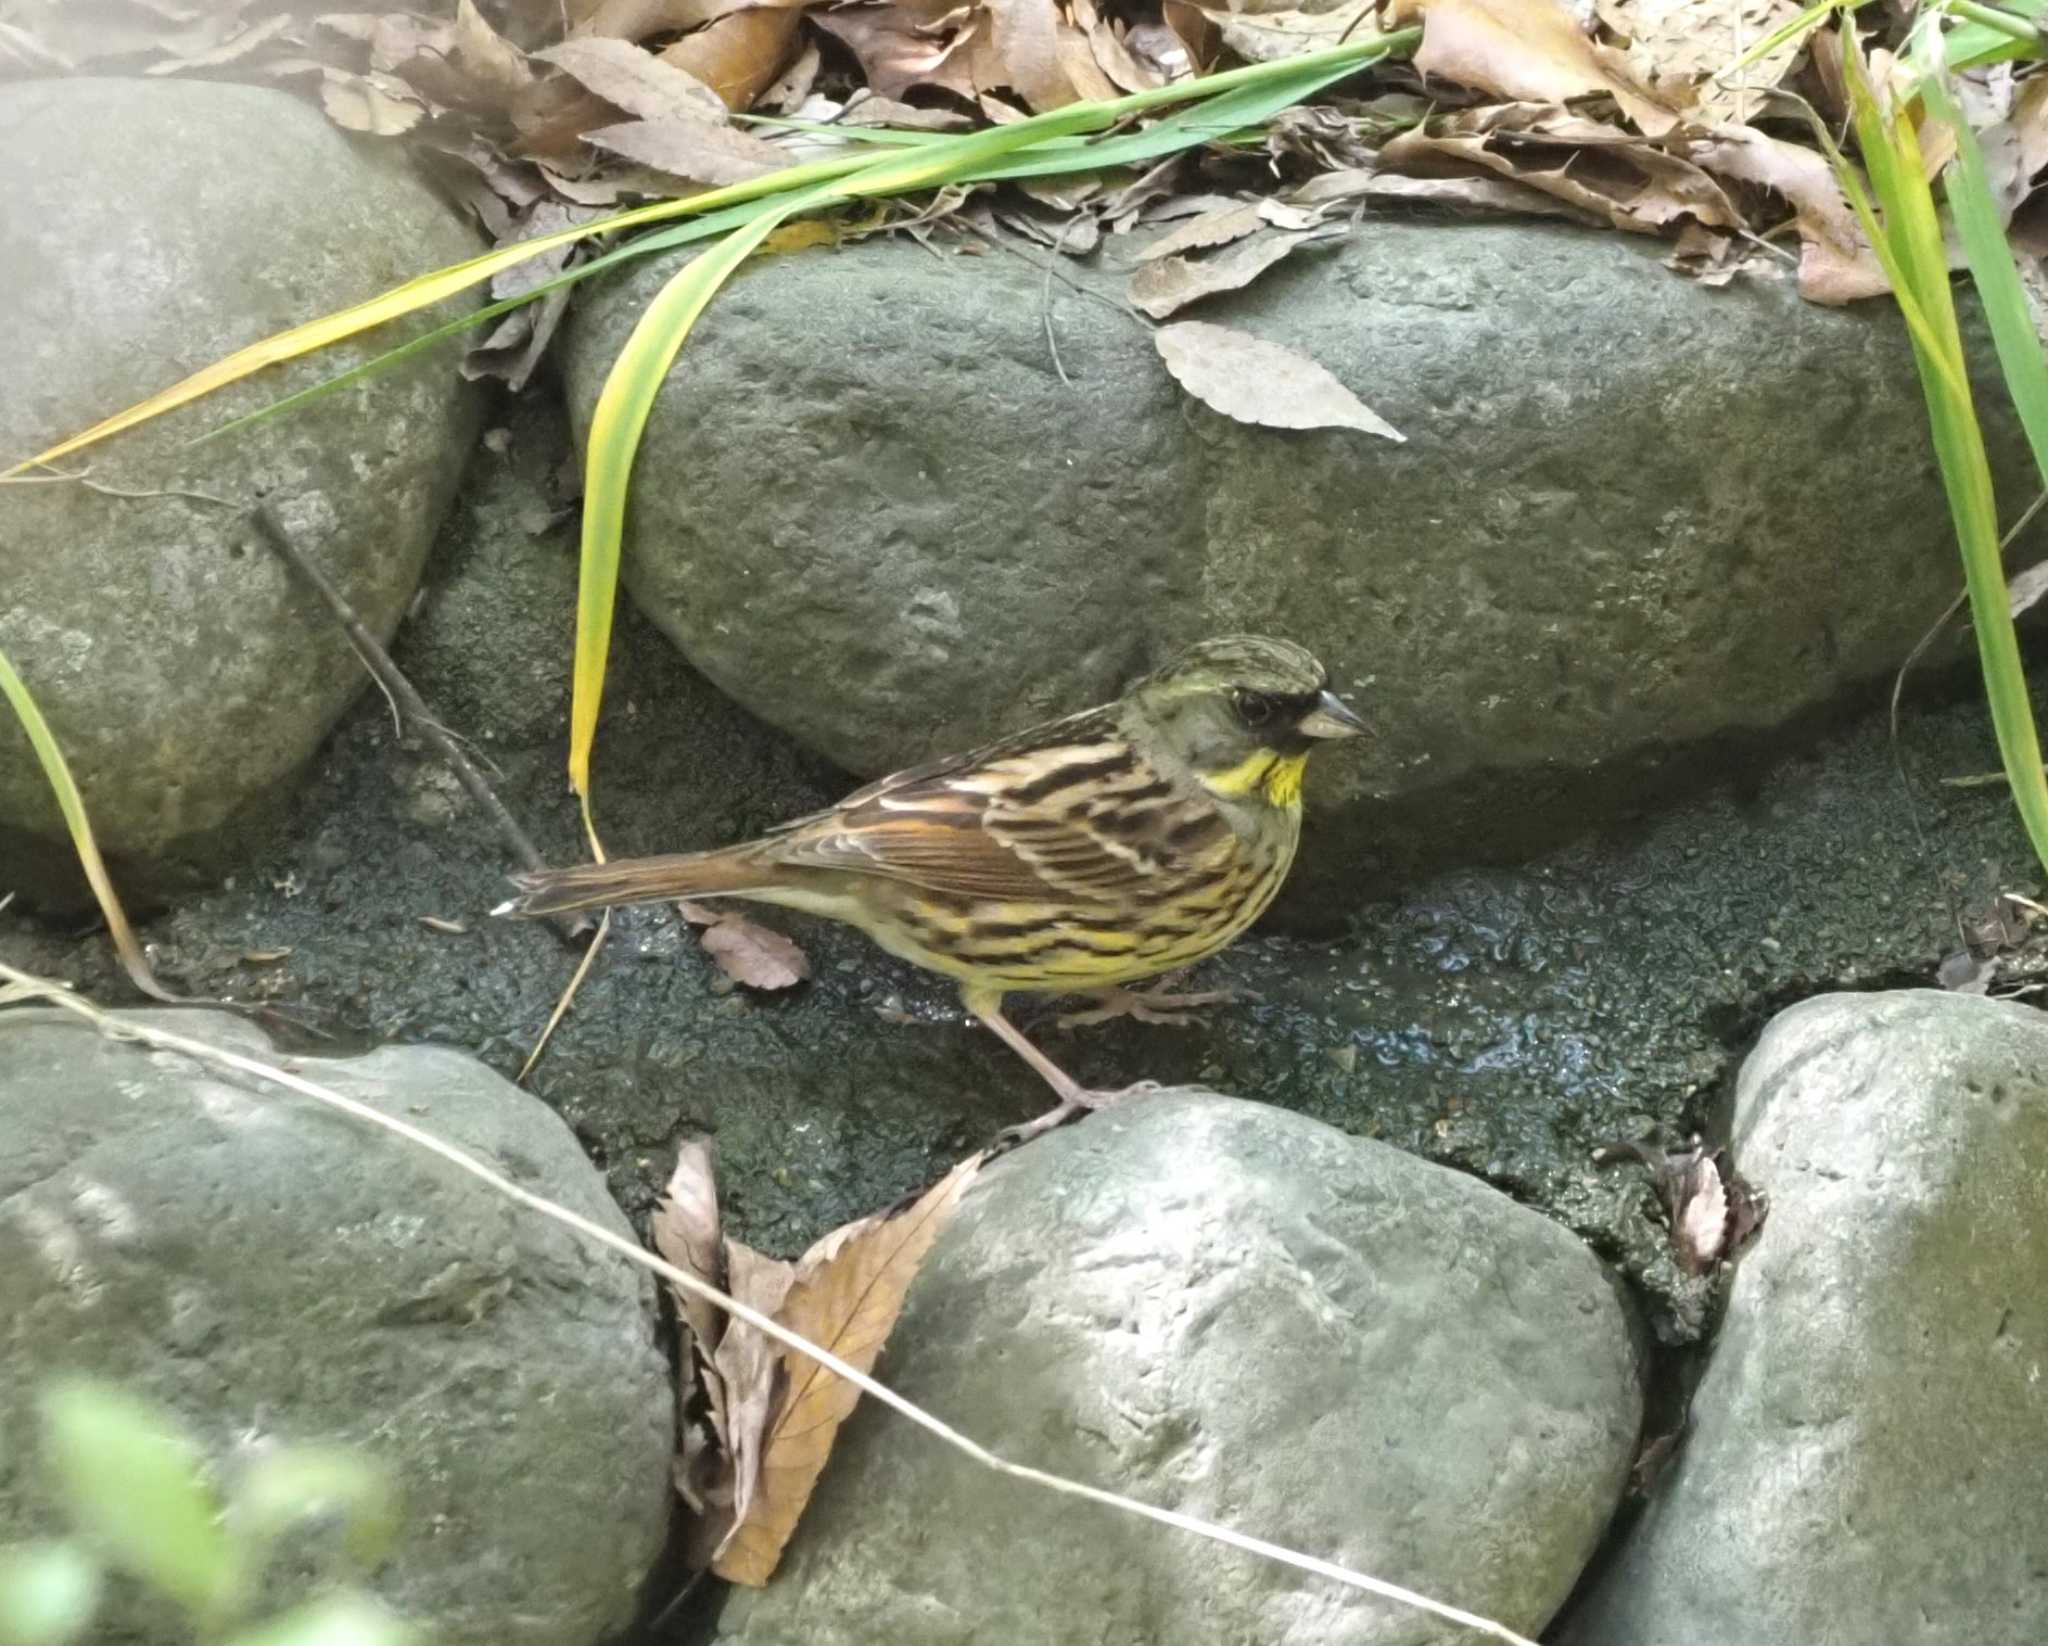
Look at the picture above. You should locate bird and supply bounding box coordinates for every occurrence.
[498,636,1366,1140]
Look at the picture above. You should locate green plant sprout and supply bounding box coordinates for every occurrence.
[0,1381,415,1646]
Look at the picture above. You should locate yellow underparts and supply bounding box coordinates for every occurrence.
[1200,750,1308,809]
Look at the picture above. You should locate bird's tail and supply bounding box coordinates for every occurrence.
[495,845,769,918]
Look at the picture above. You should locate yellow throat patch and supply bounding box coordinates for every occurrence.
[1201,750,1308,809]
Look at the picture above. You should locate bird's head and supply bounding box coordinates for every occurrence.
[1126,635,1365,810]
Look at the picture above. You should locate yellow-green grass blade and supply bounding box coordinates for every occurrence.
[1714,0,1873,81]
[1945,0,2048,69]
[5,148,886,476]
[570,182,843,795]
[197,194,792,445]
[0,645,172,1000]
[1919,67,2048,477]
[196,40,1413,451]
[12,34,1415,477]
[566,33,1413,793]
[1838,29,2048,878]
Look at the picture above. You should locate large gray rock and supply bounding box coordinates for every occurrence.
[1568,990,2048,1646]
[0,1008,673,1646]
[564,219,2024,884]
[718,1092,1643,1646]
[0,78,481,898]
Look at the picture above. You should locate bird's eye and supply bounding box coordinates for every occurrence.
[1233,689,1279,729]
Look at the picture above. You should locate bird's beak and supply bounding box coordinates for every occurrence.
[1297,689,1367,740]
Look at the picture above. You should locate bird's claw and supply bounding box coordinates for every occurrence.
[990,1079,1165,1153]
[1054,985,1243,1031]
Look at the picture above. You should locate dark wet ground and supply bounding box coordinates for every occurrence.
[5,392,2043,1343]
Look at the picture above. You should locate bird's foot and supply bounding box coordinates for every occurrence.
[992,1079,1164,1151]
[1054,982,1244,1031]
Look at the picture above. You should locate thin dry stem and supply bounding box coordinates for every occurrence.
[0,961,1536,1646]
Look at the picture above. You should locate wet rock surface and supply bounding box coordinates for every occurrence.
[716,1092,1643,1646]
[1567,991,2048,1646]
[564,216,2031,891]
[1,395,2040,1344]
[0,1007,674,1646]
[0,77,480,895]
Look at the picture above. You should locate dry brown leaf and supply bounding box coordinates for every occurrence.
[699,913,812,990]
[1135,199,1264,261]
[2009,557,2048,619]
[1056,23,1119,102]
[1664,220,1743,287]
[713,1154,984,1585]
[762,40,823,111]
[1671,1152,1730,1275]
[762,218,842,253]
[1073,0,1160,92]
[843,93,972,130]
[983,0,1075,110]
[586,117,789,184]
[1389,0,1677,135]
[1157,1,1216,75]
[1596,0,1804,124]
[1127,226,1335,319]
[537,36,729,122]
[663,5,801,109]
[1155,322,1404,441]
[453,0,533,99]
[652,1140,727,1350]
[571,0,720,42]
[1207,0,1378,67]
[812,4,980,101]
[703,1240,800,1558]
[1290,164,1599,222]
[319,67,429,135]
[141,11,293,75]
[1380,105,1737,235]
[1685,125,1882,303]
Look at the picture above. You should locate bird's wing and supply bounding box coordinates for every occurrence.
[766,715,1229,906]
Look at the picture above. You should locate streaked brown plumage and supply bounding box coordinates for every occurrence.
[501,636,1365,1136]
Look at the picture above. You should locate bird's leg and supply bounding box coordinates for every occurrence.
[965,987,1160,1147]
[1053,972,1242,1031]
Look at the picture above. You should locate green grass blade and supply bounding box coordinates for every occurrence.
[196,194,796,445]
[1944,0,2048,69]
[1919,69,2048,478]
[6,148,886,476]
[1714,0,1873,80]
[570,181,843,794]
[0,644,173,1000]
[1836,28,2048,878]
[14,32,1416,475]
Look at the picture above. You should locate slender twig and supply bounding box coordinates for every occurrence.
[249,503,584,942]
[1040,210,1098,387]
[0,963,1537,1646]
[518,907,611,1082]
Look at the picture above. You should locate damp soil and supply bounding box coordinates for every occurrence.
[5,393,2044,1344]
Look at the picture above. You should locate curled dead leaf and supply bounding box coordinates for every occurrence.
[698,912,812,990]
[652,1139,727,1349]
[1596,0,1806,125]
[712,1153,984,1585]
[537,36,728,123]
[585,117,789,185]
[1390,0,1677,135]
[1155,321,1403,440]
[1207,0,1379,67]
[663,5,801,110]
[1128,226,1337,319]
[319,67,429,135]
